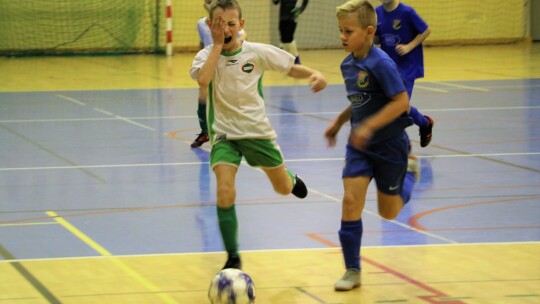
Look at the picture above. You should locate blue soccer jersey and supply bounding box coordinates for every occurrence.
[375,3,428,81]
[340,46,411,143]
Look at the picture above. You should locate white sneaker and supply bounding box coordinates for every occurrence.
[334,269,361,291]
[407,155,420,181]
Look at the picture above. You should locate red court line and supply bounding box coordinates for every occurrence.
[408,196,540,231]
[306,233,466,304]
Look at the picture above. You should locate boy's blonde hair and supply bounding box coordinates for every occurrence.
[336,0,377,29]
[208,0,243,19]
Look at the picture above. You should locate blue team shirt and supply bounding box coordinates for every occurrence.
[341,46,411,143]
[375,3,428,81]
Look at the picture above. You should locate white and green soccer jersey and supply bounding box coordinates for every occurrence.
[190,41,295,142]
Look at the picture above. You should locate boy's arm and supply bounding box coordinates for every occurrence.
[197,17,225,88]
[287,65,327,92]
[396,27,430,55]
[350,91,409,149]
[325,105,351,147]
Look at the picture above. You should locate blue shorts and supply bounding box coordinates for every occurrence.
[342,132,410,195]
[404,79,415,99]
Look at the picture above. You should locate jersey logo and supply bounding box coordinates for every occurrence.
[348,93,371,108]
[226,60,239,66]
[393,19,401,30]
[242,63,254,73]
[356,70,369,88]
[389,185,399,191]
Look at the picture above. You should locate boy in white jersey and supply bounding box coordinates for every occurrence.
[191,0,247,148]
[190,0,326,270]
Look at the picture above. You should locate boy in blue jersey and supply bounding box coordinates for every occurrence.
[325,0,418,291]
[375,0,434,147]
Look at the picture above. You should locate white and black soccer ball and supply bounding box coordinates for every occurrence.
[208,268,255,304]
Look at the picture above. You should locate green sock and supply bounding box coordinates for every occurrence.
[217,205,239,256]
[197,102,207,134]
[285,168,296,186]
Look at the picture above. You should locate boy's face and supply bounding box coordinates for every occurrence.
[338,16,374,57]
[209,8,244,52]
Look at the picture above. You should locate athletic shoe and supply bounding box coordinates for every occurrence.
[419,115,434,147]
[407,155,420,181]
[222,255,242,270]
[191,133,209,148]
[334,269,361,291]
[291,174,308,198]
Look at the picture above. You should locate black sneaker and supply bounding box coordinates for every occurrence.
[222,255,242,270]
[291,174,308,199]
[419,116,434,148]
[191,133,209,148]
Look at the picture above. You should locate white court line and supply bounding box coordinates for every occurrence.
[1,241,536,264]
[55,93,86,106]
[308,187,458,244]
[1,152,538,171]
[114,115,155,131]
[2,106,539,124]
[414,85,449,93]
[93,107,114,116]
[431,81,490,92]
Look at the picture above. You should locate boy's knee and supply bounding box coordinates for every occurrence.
[273,182,292,195]
[217,186,235,207]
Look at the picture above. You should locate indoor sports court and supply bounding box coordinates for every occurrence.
[1,1,539,303]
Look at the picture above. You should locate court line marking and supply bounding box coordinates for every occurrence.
[408,196,540,230]
[0,222,58,227]
[430,81,490,92]
[1,106,539,124]
[0,243,61,303]
[1,241,537,264]
[45,211,178,304]
[1,152,538,171]
[414,85,449,93]
[307,188,458,244]
[56,93,85,106]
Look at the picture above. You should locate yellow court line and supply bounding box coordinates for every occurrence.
[431,81,490,92]
[45,211,178,304]
[0,222,58,227]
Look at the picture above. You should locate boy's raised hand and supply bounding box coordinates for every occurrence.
[308,71,327,93]
[209,16,225,47]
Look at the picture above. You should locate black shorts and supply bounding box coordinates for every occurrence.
[279,19,297,43]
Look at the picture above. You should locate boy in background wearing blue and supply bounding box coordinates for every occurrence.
[325,0,418,291]
[191,0,247,148]
[375,0,434,147]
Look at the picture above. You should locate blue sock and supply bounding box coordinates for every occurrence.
[400,172,416,205]
[338,219,363,270]
[409,106,429,127]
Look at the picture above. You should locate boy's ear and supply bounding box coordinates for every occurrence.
[367,25,375,35]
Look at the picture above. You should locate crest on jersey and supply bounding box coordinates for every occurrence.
[357,70,369,88]
[393,19,401,30]
[242,63,254,73]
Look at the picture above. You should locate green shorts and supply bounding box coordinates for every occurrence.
[210,138,284,169]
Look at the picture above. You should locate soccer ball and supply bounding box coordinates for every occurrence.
[208,268,256,304]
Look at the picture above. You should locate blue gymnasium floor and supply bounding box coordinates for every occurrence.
[0,79,539,260]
